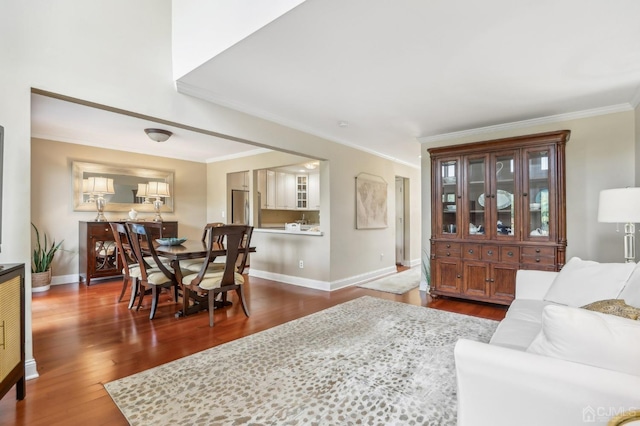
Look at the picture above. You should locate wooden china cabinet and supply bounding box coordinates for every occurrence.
[428,130,569,305]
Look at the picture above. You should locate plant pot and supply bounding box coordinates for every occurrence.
[32,269,52,293]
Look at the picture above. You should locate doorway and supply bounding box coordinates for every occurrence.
[395,176,409,266]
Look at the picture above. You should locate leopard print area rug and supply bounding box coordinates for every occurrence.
[104,296,498,425]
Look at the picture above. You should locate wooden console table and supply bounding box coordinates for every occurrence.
[79,221,178,285]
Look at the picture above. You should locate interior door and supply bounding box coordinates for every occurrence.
[395,177,404,265]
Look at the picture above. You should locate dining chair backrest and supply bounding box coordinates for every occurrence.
[236,226,254,274]
[201,222,225,243]
[193,224,253,286]
[110,222,138,274]
[126,223,174,280]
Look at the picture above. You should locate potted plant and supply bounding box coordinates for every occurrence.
[31,223,64,292]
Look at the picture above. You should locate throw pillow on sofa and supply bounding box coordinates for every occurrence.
[619,262,640,308]
[543,257,635,307]
[582,299,640,320]
[526,304,640,376]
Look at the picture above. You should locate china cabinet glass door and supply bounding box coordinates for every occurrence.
[466,157,486,237]
[524,148,552,240]
[440,159,458,236]
[494,153,516,238]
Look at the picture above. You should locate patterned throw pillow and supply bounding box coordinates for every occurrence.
[581,299,640,320]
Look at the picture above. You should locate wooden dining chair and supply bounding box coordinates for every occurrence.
[181,224,253,327]
[126,223,179,319]
[183,223,253,274]
[180,222,226,272]
[109,222,140,305]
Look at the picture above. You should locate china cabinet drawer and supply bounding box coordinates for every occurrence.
[463,244,481,260]
[500,246,520,263]
[435,242,461,258]
[481,245,500,261]
[521,254,556,266]
[521,246,556,257]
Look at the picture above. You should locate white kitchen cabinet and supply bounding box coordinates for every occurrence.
[228,171,248,190]
[308,172,320,210]
[296,174,308,209]
[276,172,296,209]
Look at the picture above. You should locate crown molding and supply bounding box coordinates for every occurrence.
[205,148,271,163]
[176,80,420,169]
[418,103,634,144]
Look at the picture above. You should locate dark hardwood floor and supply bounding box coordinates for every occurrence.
[0,271,506,425]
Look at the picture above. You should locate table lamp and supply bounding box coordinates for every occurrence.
[597,187,640,262]
[89,177,115,222]
[147,181,170,221]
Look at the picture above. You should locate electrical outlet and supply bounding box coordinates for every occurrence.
[221,211,225,218]
[299,260,304,268]
[380,253,384,261]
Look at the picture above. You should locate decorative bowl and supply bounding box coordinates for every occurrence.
[155,237,187,246]
[442,176,456,184]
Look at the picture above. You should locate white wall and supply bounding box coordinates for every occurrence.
[172,0,305,79]
[420,109,636,264]
[31,139,208,278]
[2,0,421,375]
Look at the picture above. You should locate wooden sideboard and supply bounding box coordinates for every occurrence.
[428,131,569,305]
[79,221,178,286]
[0,264,25,402]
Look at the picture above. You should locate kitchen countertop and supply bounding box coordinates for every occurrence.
[255,227,323,236]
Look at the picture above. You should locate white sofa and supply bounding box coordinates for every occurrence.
[455,258,640,426]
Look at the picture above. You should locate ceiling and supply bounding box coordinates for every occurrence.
[177,0,640,167]
[30,94,271,163]
[32,1,640,168]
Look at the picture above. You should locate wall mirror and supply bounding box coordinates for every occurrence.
[72,161,174,213]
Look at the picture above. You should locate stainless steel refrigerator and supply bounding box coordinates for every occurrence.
[231,190,250,224]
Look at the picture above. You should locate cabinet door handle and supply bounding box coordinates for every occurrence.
[457,274,461,279]
[468,249,474,254]
[535,258,541,262]
[507,251,514,257]
[535,249,541,253]
[446,252,451,257]
[446,244,451,248]
[523,192,528,197]
[487,250,493,255]
[485,278,490,282]
[0,320,4,349]
[490,278,495,282]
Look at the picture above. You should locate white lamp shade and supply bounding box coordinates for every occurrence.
[136,183,148,197]
[598,188,640,223]
[147,181,170,198]
[85,177,115,195]
[82,178,92,194]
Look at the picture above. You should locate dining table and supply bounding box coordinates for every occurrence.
[151,239,256,318]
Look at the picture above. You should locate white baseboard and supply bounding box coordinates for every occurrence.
[249,266,397,292]
[25,358,39,380]
[51,274,80,286]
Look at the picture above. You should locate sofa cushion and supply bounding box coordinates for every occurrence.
[619,263,640,308]
[526,304,640,376]
[489,318,541,351]
[582,299,640,320]
[543,257,635,307]
[505,299,558,323]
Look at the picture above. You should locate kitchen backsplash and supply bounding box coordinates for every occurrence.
[261,209,319,225]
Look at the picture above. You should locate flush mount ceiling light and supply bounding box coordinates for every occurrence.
[304,162,319,170]
[337,120,349,128]
[144,128,173,142]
